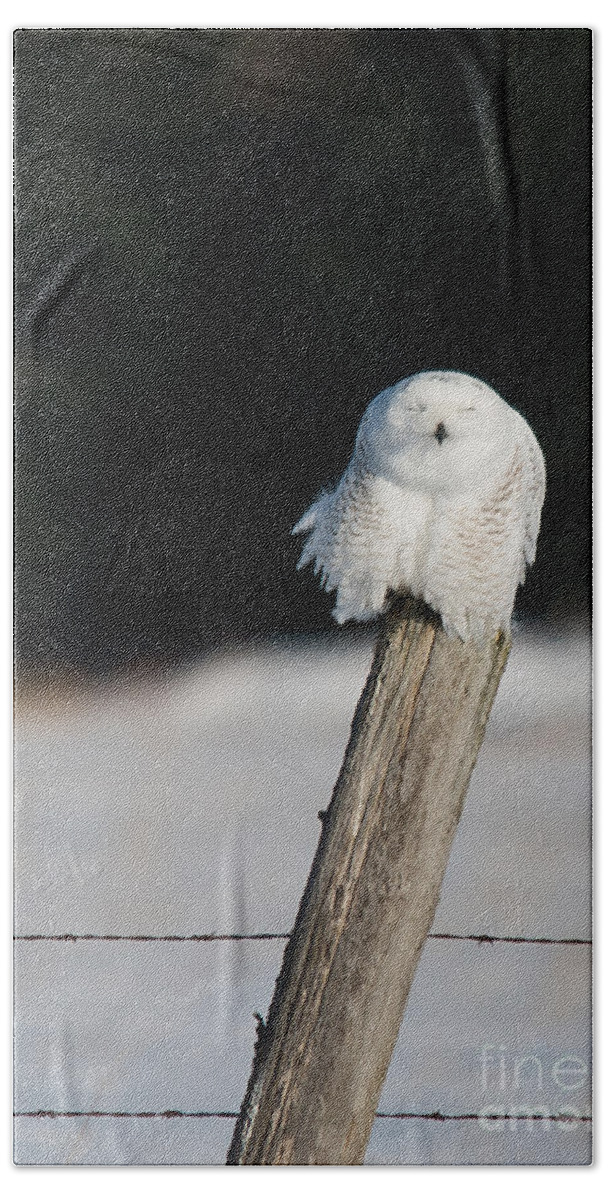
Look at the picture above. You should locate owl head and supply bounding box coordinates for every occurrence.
[359,370,518,494]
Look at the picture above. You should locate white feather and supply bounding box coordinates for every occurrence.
[292,370,546,642]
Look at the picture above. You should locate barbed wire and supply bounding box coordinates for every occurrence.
[14,933,591,945]
[14,931,591,1139]
[14,1109,592,1124]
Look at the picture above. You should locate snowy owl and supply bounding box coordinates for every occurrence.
[292,370,545,642]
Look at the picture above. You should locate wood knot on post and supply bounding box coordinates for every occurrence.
[253,1011,266,1047]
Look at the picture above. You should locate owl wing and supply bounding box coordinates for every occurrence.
[425,439,541,642]
[518,417,546,570]
[292,462,399,623]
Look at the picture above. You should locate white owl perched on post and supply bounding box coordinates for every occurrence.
[292,371,545,643]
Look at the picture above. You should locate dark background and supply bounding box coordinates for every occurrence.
[14,28,592,677]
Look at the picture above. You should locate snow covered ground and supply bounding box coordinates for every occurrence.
[14,627,592,1165]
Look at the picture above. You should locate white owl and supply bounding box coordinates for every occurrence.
[292,370,546,642]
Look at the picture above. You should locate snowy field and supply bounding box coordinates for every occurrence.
[14,626,592,1165]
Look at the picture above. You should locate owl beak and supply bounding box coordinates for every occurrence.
[434,421,447,445]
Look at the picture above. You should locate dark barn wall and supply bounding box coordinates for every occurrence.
[14,28,591,675]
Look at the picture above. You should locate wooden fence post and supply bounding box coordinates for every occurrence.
[227,594,510,1166]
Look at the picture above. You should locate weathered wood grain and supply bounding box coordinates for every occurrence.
[227,595,510,1165]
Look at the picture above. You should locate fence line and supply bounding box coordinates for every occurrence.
[13,933,591,946]
[14,1110,592,1124]
[14,929,591,1141]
